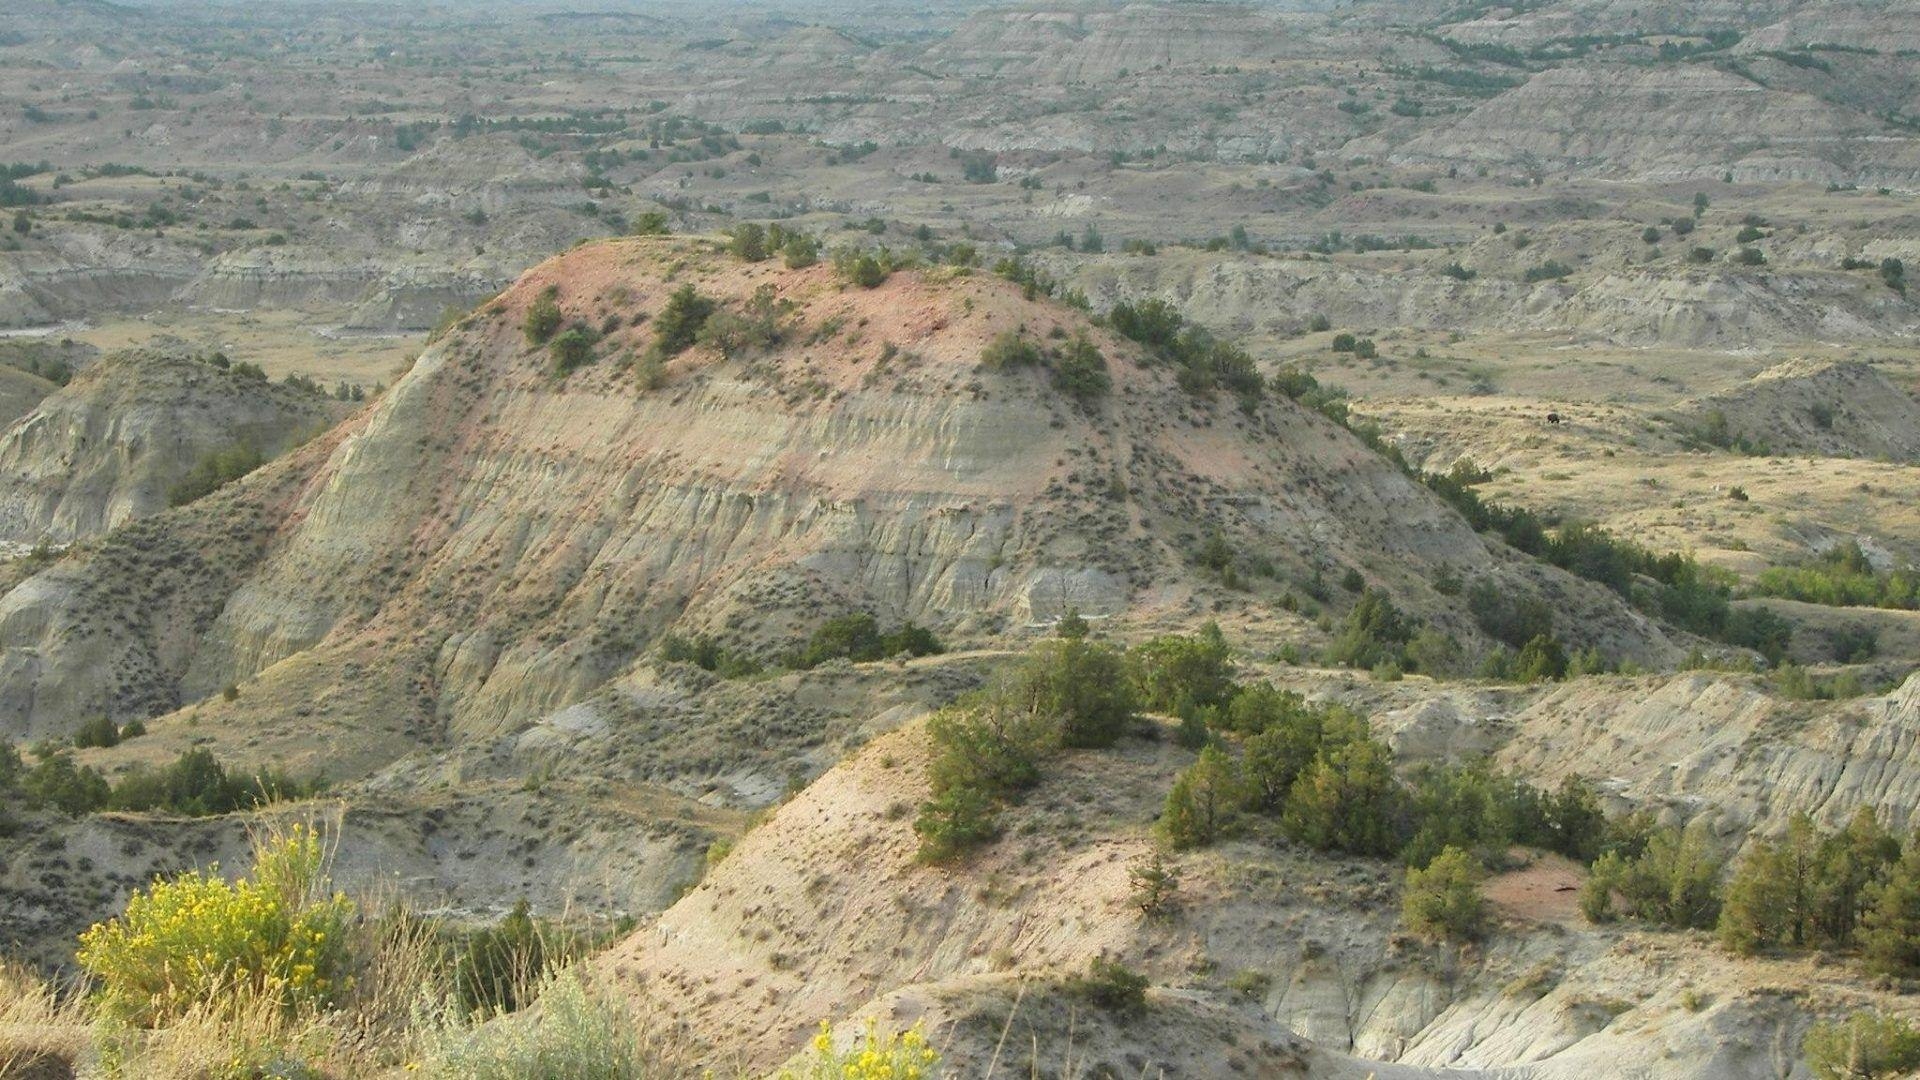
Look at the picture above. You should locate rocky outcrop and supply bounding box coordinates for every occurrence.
[339,265,512,331]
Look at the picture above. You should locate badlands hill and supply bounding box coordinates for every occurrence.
[0,348,347,546]
[1671,358,1920,462]
[0,236,1673,759]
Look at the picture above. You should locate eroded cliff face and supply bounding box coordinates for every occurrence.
[1059,244,1919,350]
[1383,64,1920,185]
[0,349,347,545]
[920,5,1331,82]
[1499,670,1920,838]
[1291,664,1920,841]
[0,236,1672,750]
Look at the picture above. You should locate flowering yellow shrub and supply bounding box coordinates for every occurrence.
[777,1020,940,1080]
[76,824,355,1025]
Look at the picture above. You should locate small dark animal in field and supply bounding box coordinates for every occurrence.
[1546,412,1562,425]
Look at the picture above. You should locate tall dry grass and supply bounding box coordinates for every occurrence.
[0,961,90,1077]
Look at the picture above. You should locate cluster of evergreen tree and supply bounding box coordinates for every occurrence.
[1156,659,1606,871]
[724,221,818,268]
[1423,461,1793,661]
[1753,541,1920,611]
[657,613,943,679]
[0,743,321,820]
[914,631,1132,862]
[1102,298,1262,405]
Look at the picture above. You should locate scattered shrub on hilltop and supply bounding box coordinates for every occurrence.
[523,285,563,345]
[649,284,716,358]
[1104,297,1260,404]
[547,324,597,377]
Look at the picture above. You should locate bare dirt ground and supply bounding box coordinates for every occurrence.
[1486,852,1588,927]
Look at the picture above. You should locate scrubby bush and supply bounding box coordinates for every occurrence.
[1050,334,1111,404]
[523,286,563,345]
[1723,605,1794,665]
[1006,638,1133,749]
[843,253,889,288]
[787,613,943,669]
[72,715,120,749]
[1161,745,1241,849]
[1467,580,1554,649]
[1753,542,1920,611]
[1236,694,1367,812]
[696,284,792,358]
[727,222,768,261]
[1104,298,1260,402]
[1804,1012,1920,1080]
[912,784,1002,863]
[1581,824,1722,929]
[1513,633,1568,682]
[418,967,662,1080]
[1881,258,1906,294]
[1719,814,1824,954]
[77,825,354,1025]
[1404,628,1464,677]
[169,443,265,506]
[1127,624,1236,713]
[775,1020,939,1080]
[781,232,820,269]
[913,689,1059,862]
[20,752,109,815]
[979,331,1042,371]
[455,900,558,1016]
[1281,738,1404,857]
[1862,840,1920,976]
[923,699,1048,805]
[1401,765,1604,869]
[657,632,760,678]
[547,325,597,376]
[107,748,323,817]
[649,284,715,357]
[1402,846,1486,941]
[1063,956,1148,1016]
[1324,589,1413,670]
[1128,850,1181,916]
